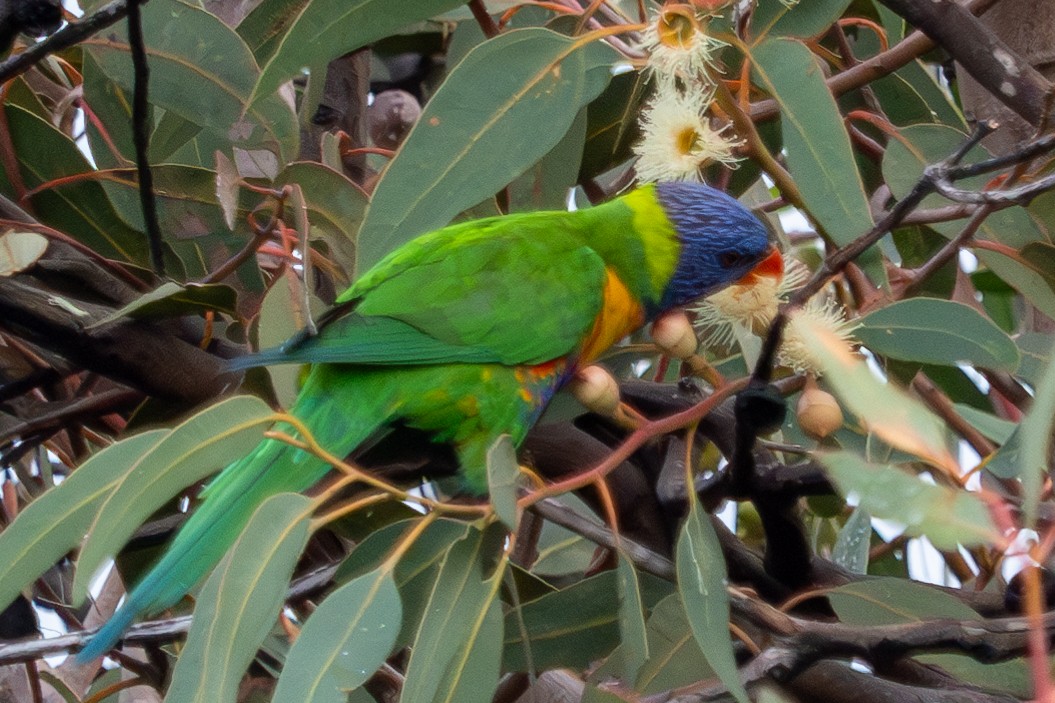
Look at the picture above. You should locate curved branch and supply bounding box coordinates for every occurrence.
[0,0,147,84]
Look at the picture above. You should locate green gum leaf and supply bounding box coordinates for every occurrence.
[357,28,617,268]
[165,494,312,703]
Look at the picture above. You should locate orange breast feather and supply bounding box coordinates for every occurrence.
[579,268,645,364]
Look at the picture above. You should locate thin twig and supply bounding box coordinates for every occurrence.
[0,388,142,446]
[790,120,997,308]
[0,0,147,84]
[125,0,164,276]
[901,203,992,297]
[930,170,1055,205]
[748,0,1002,122]
[467,0,500,38]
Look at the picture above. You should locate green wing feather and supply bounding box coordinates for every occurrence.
[231,314,501,367]
[236,212,611,369]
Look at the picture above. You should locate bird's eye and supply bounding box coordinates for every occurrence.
[719,251,744,268]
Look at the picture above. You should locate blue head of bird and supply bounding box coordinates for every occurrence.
[654,181,781,310]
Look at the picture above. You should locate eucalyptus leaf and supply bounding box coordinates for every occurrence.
[73,397,275,602]
[84,0,297,160]
[1016,335,1055,525]
[166,494,312,703]
[0,430,167,614]
[357,28,617,268]
[831,507,871,574]
[503,570,622,671]
[828,578,979,625]
[274,161,368,278]
[750,0,853,41]
[251,0,467,106]
[749,38,882,285]
[402,528,504,703]
[236,0,312,63]
[273,569,403,703]
[676,497,747,703]
[616,553,649,682]
[486,435,519,531]
[0,231,48,276]
[820,452,997,549]
[0,106,147,263]
[856,298,1020,371]
[632,594,713,694]
[87,282,238,328]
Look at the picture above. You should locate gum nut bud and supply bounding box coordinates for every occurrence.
[570,366,621,416]
[796,387,843,439]
[368,89,422,149]
[651,311,698,359]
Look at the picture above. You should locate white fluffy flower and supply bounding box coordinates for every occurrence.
[639,4,726,81]
[633,87,742,183]
[695,259,859,375]
[777,297,859,374]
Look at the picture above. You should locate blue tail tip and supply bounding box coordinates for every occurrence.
[76,609,136,663]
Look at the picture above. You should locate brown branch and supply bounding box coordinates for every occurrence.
[0,241,240,403]
[0,0,148,84]
[0,388,142,446]
[670,608,1055,702]
[530,497,676,579]
[901,203,993,297]
[930,169,1055,205]
[0,560,340,664]
[877,0,1054,128]
[468,0,500,38]
[785,660,1020,703]
[749,0,1002,122]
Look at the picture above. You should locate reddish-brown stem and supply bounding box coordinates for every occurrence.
[499,2,576,30]
[837,17,889,51]
[77,98,130,166]
[468,0,500,38]
[20,168,133,200]
[0,84,29,208]
[519,377,748,506]
[574,0,607,34]
[341,146,397,160]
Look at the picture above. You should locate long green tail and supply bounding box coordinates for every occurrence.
[79,368,394,660]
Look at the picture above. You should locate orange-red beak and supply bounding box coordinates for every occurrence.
[736,246,783,285]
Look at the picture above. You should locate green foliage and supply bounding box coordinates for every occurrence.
[3,1,1055,701]
[676,496,748,703]
[272,568,402,702]
[166,494,313,703]
[356,27,617,267]
[855,297,1020,371]
[71,396,276,603]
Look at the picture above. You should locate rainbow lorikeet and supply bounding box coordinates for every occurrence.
[79,181,780,659]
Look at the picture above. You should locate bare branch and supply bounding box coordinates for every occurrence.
[877,0,1054,127]
[0,0,147,84]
